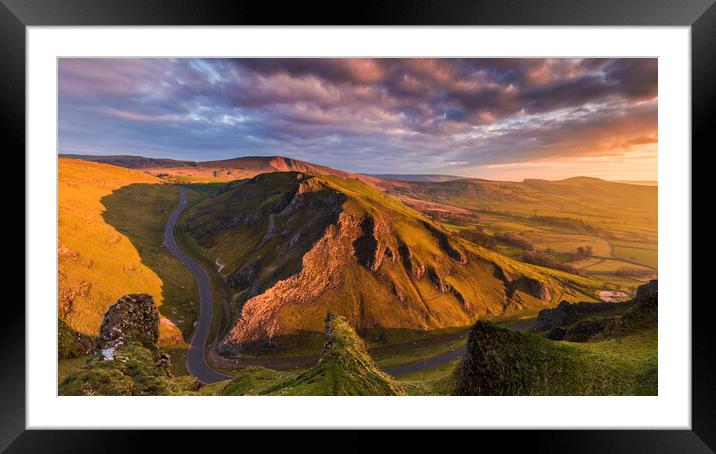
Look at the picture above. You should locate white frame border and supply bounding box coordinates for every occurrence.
[27,26,690,429]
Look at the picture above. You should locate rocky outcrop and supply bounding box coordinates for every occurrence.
[397,242,426,278]
[453,316,658,395]
[97,293,160,356]
[423,221,467,263]
[631,279,658,312]
[454,321,540,395]
[59,293,175,396]
[218,212,363,354]
[353,216,379,270]
[560,318,610,342]
[256,313,405,396]
[536,280,657,342]
[494,266,553,303]
[533,299,633,332]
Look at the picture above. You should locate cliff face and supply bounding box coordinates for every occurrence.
[185,172,582,355]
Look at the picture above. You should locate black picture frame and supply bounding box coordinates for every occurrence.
[5,0,712,451]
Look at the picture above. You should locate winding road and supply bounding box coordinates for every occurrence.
[164,187,230,384]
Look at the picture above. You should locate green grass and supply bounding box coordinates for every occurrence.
[397,359,460,396]
[387,177,656,241]
[581,258,653,273]
[161,348,189,378]
[373,335,467,369]
[454,322,657,395]
[58,318,94,359]
[58,356,90,383]
[589,273,645,291]
[220,366,292,395]
[59,342,173,396]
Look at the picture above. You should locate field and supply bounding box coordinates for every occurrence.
[413,182,658,296]
[612,242,658,269]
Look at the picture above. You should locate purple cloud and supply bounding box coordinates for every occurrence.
[58,58,657,179]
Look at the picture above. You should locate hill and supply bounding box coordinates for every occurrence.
[62,153,383,185]
[368,174,464,183]
[61,154,195,169]
[613,180,658,186]
[58,158,185,346]
[181,171,598,355]
[381,176,657,243]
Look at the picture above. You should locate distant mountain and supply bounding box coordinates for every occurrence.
[368,174,464,183]
[60,154,196,169]
[182,171,593,355]
[62,153,382,185]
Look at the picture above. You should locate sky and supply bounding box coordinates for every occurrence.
[58,58,657,181]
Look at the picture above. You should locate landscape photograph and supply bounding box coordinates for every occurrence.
[57,57,658,396]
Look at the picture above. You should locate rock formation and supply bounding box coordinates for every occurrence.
[97,293,160,358]
[59,294,174,396]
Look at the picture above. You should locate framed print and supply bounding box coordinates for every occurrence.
[6,0,713,451]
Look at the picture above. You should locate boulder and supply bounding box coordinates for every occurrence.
[563,318,609,342]
[97,293,160,356]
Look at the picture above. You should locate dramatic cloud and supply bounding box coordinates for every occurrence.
[58,58,657,180]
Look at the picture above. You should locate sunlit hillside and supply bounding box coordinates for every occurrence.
[58,158,185,347]
[180,172,602,355]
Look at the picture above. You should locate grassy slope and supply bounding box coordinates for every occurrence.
[58,158,184,347]
[454,321,656,396]
[59,342,172,396]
